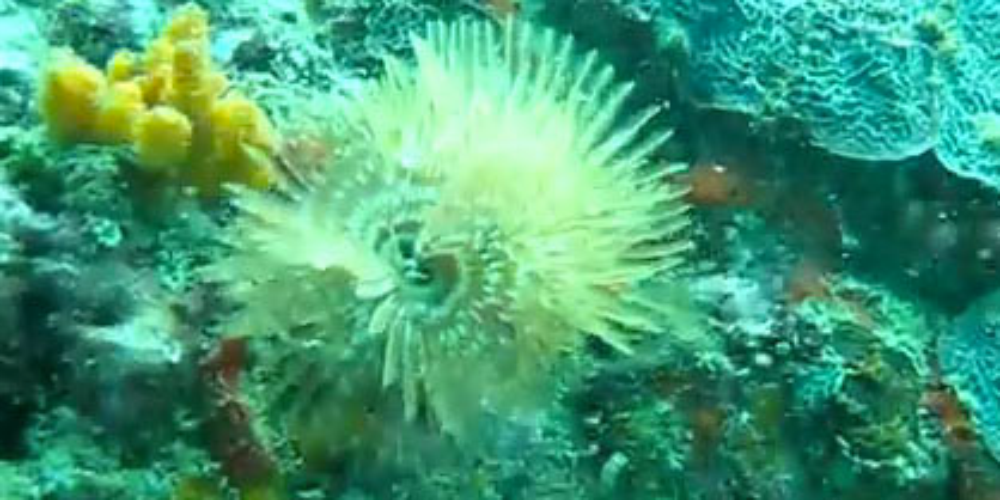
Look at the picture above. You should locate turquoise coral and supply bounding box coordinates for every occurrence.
[938,289,1000,464]
[664,0,939,161]
[787,277,946,484]
[662,0,1000,190]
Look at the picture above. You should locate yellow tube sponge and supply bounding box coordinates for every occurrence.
[38,50,107,143]
[36,2,276,196]
[196,94,276,193]
[134,106,193,171]
[162,3,209,43]
[155,2,212,117]
[169,41,213,119]
[94,81,146,144]
[138,67,172,107]
[106,50,138,83]
[140,38,175,106]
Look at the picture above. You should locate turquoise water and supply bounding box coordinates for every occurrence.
[1,0,999,498]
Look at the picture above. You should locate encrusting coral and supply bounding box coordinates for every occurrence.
[37,3,276,197]
[212,18,698,439]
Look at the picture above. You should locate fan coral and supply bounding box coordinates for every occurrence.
[213,19,694,437]
[37,3,276,197]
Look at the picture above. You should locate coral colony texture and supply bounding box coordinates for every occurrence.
[9,0,1000,499]
[662,0,1000,189]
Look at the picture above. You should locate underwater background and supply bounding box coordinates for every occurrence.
[2,0,1000,498]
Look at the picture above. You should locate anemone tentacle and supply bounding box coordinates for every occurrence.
[213,18,695,435]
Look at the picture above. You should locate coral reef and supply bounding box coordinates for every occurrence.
[301,0,485,74]
[43,0,160,64]
[674,193,957,499]
[570,362,698,497]
[197,337,285,499]
[0,407,212,500]
[786,278,946,487]
[935,1,1000,189]
[0,153,217,488]
[5,0,1000,498]
[67,294,197,460]
[0,0,42,128]
[0,174,64,459]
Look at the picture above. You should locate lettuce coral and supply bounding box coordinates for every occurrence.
[663,0,938,162]
[213,19,697,438]
[36,3,276,197]
[663,0,1000,191]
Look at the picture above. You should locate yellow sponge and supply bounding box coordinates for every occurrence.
[37,2,277,197]
[197,94,276,192]
[134,106,193,171]
[106,50,138,83]
[38,50,107,144]
[94,81,146,144]
[163,3,209,43]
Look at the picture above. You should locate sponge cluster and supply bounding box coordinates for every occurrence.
[38,3,276,196]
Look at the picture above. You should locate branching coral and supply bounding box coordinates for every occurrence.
[213,19,695,437]
[37,3,276,197]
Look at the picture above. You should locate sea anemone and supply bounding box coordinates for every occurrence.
[213,19,693,437]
